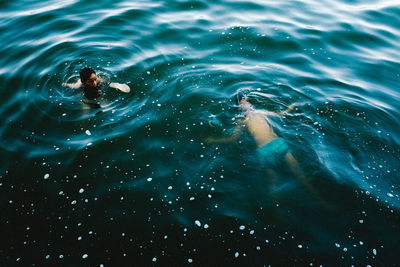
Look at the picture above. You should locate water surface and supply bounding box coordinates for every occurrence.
[0,0,399,265]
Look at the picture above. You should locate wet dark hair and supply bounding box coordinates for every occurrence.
[79,67,95,83]
[235,91,247,105]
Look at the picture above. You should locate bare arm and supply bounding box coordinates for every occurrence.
[205,118,245,144]
[276,102,304,116]
[62,79,82,89]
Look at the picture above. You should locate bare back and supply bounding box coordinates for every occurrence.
[243,110,277,147]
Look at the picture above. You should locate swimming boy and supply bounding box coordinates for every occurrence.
[63,67,102,100]
[62,67,130,107]
[206,92,304,181]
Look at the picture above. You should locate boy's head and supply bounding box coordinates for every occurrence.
[235,91,252,110]
[80,67,98,87]
[235,91,246,105]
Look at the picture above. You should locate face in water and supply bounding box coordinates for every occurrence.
[84,73,98,87]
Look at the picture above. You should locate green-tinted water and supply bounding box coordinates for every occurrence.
[0,0,399,265]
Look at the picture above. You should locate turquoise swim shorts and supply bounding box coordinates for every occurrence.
[257,138,290,167]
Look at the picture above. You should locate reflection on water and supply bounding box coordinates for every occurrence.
[0,0,399,265]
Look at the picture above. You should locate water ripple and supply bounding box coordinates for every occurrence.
[1,0,400,265]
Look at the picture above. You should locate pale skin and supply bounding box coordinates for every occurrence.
[206,99,315,190]
[206,99,325,203]
[206,99,299,148]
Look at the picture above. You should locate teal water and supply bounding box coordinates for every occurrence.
[1,0,400,265]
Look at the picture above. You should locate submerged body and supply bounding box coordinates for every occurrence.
[62,67,130,104]
[206,96,306,182]
[62,67,103,104]
[238,99,298,170]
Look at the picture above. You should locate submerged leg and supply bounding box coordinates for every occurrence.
[285,152,302,177]
[285,152,320,198]
[264,168,280,200]
[266,168,278,186]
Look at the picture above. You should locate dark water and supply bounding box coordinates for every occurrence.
[1,0,400,265]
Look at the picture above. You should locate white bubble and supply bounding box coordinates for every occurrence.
[44,173,50,179]
[82,254,88,259]
[195,220,201,227]
[239,225,245,230]
[234,252,239,258]
[85,130,91,136]
[147,178,152,182]
[79,188,84,194]
[152,257,157,262]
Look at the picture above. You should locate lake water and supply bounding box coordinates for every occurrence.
[1,0,399,265]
